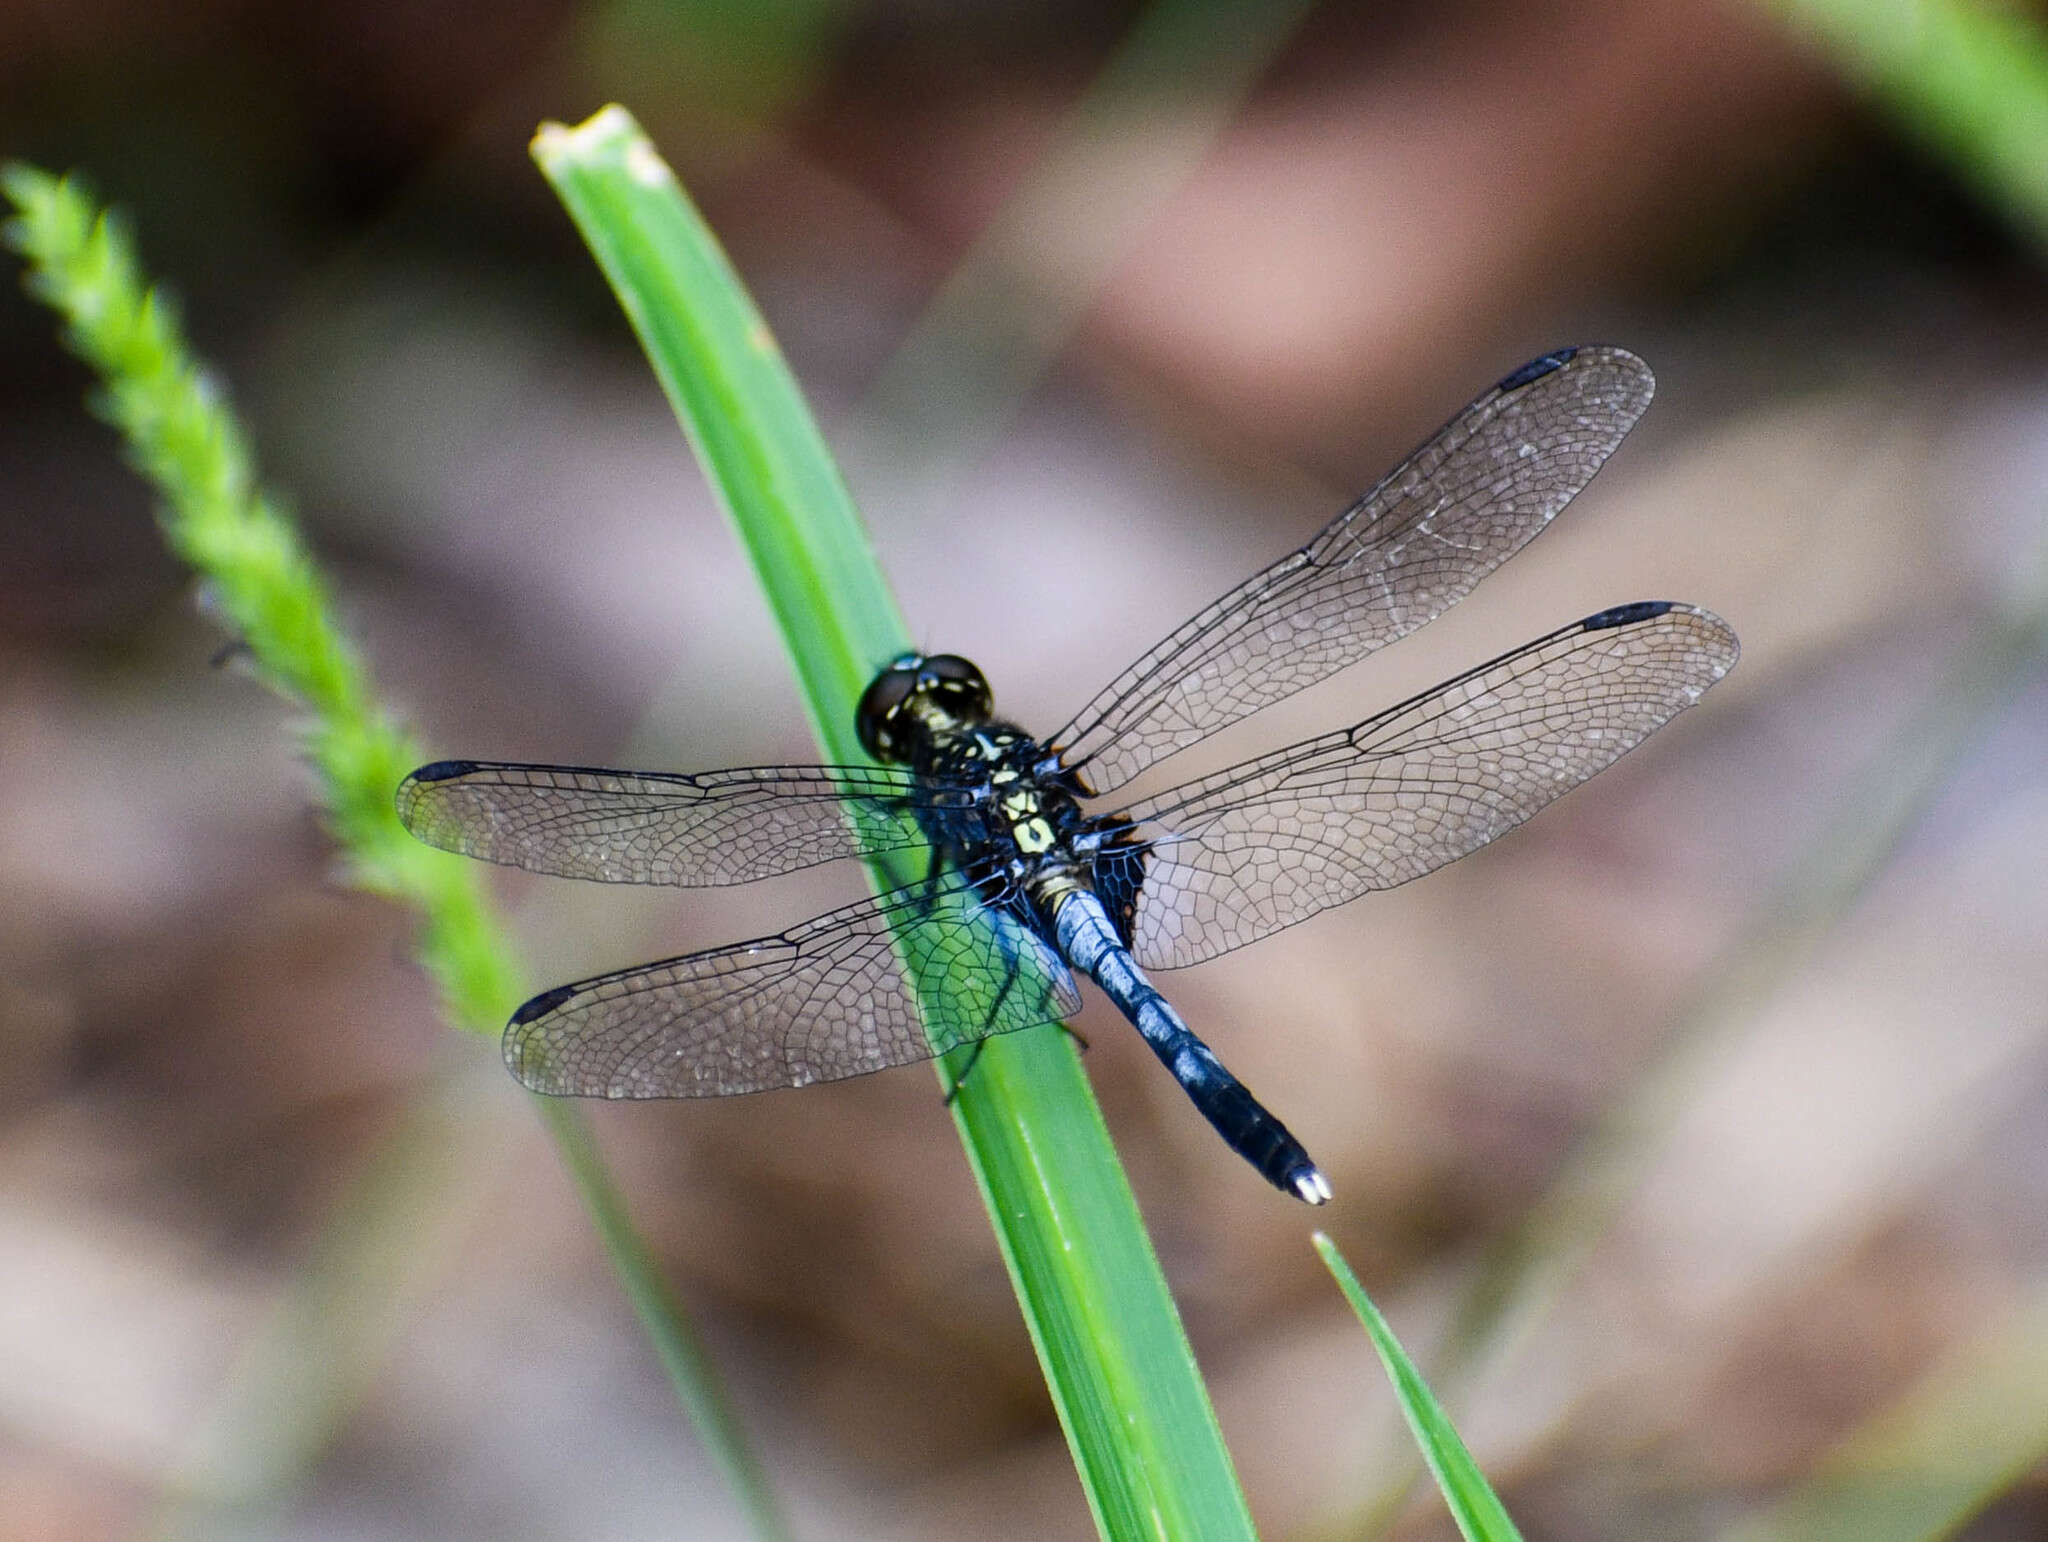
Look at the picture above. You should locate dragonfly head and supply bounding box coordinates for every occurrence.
[857,652,992,763]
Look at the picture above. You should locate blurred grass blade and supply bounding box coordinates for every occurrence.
[857,0,1313,491]
[534,1097,790,1539]
[1,162,790,1542]
[154,1062,517,1541]
[1323,555,2048,1535]
[1719,1274,2048,1542]
[1314,1234,1525,1542]
[1447,547,2048,1356]
[532,104,1256,1542]
[1765,0,2048,250]
[576,0,853,150]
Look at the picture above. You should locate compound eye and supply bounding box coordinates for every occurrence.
[922,654,992,716]
[856,658,924,761]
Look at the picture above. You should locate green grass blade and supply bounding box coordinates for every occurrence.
[532,105,1256,1542]
[1314,1233,1525,1542]
[532,111,902,743]
[2,162,790,1542]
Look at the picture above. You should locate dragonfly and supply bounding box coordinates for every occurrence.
[397,345,1737,1204]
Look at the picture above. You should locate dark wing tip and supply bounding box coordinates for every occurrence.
[1495,348,1578,391]
[510,982,579,1026]
[503,985,583,1094]
[1581,600,1674,631]
[407,759,481,784]
[395,760,480,836]
[1494,344,1655,406]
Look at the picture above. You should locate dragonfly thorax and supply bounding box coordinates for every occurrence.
[918,723,1090,873]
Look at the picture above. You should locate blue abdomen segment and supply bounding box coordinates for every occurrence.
[1052,892,1331,1204]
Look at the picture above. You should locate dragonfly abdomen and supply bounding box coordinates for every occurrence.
[1051,890,1331,1205]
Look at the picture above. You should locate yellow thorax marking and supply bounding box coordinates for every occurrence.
[1012,817,1056,854]
[995,781,1056,854]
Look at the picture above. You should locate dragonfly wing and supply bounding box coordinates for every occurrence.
[503,875,1082,1096]
[1053,347,1656,796]
[1112,603,1738,970]
[397,760,941,886]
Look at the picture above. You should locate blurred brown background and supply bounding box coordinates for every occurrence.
[6,1,2048,1539]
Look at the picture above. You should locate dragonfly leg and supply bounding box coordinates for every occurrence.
[941,905,1032,1103]
[940,1040,986,1105]
[943,1018,1089,1103]
[941,891,1090,1102]
[914,847,948,911]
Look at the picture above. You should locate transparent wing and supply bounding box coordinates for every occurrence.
[1112,603,1738,970]
[503,875,1082,1096]
[1053,347,1657,796]
[396,759,947,887]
